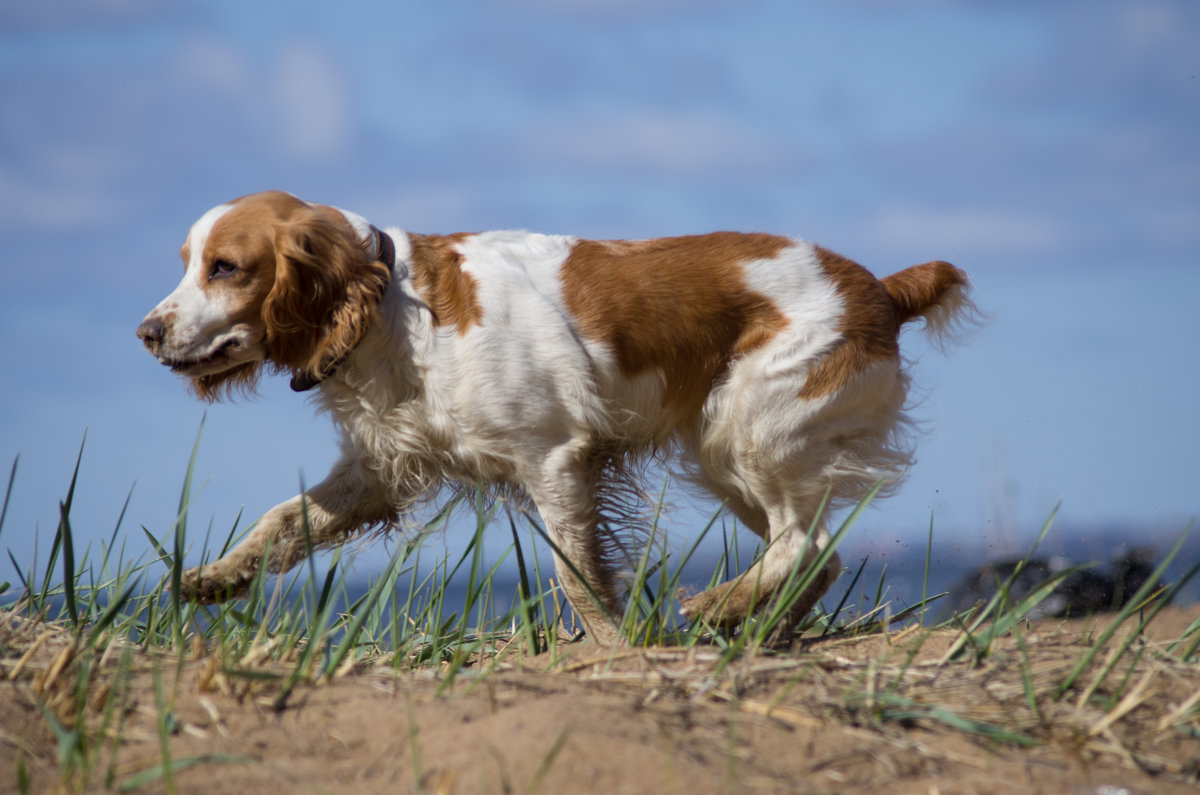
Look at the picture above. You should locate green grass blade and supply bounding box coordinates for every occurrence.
[39,435,87,613]
[119,755,257,793]
[295,478,322,614]
[1178,620,1200,662]
[7,549,29,597]
[324,542,414,677]
[171,417,206,637]
[527,726,571,793]
[217,507,245,559]
[921,513,934,623]
[57,500,79,629]
[275,546,344,710]
[508,512,542,655]
[405,696,423,788]
[820,555,869,638]
[671,501,726,584]
[86,581,140,648]
[0,454,17,544]
[102,484,135,576]
[37,701,81,776]
[151,665,178,794]
[142,526,170,563]
[873,693,1037,747]
[174,415,205,549]
[1165,615,1200,659]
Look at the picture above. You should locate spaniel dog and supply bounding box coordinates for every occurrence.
[137,190,973,645]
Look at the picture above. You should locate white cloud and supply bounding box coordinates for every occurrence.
[1000,1,1200,109]
[528,112,790,176]
[171,37,351,160]
[270,43,351,159]
[510,0,731,14]
[0,165,122,229]
[1115,2,1182,53]
[363,184,478,233]
[171,37,256,103]
[866,206,1065,260]
[0,35,353,232]
[1143,207,1200,253]
[0,0,165,27]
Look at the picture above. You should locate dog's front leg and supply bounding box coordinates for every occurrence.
[178,456,395,603]
[528,444,625,645]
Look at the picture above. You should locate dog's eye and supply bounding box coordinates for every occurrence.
[210,260,238,279]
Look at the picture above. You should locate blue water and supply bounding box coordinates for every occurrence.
[336,522,1200,631]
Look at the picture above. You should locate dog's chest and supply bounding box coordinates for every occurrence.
[326,383,526,489]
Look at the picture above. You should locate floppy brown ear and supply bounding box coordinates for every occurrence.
[263,211,392,388]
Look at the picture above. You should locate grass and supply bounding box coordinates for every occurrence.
[1,435,1198,792]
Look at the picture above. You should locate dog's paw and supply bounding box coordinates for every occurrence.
[677,582,748,628]
[177,564,250,604]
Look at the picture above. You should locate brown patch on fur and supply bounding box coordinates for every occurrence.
[798,247,901,400]
[800,249,969,400]
[880,260,968,325]
[187,191,392,399]
[407,233,484,334]
[560,233,791,415]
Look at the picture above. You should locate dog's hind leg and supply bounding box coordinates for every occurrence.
[678,489,841,635]
[680,341,910,637]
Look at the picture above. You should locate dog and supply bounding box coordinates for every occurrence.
[137,190,973,644]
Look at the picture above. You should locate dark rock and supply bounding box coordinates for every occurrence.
[938,547,1162,621]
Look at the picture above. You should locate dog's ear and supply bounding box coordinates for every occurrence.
[263,211,392,388]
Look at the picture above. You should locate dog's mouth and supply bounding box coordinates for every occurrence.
[159,338,241,375]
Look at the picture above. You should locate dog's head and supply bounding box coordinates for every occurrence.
[136,191,393,400]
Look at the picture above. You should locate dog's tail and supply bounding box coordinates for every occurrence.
[882,260,978,349]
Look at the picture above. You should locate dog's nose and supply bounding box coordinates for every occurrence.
[136,316,165,352]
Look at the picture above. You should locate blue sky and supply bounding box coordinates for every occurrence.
[1,0,1197,590]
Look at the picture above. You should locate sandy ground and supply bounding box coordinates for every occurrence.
[3,607,1199,794]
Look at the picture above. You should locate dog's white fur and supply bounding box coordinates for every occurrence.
[137,190,973,645]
